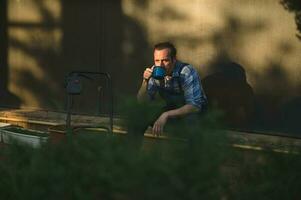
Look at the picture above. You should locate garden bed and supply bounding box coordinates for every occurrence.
[0,127,49,148]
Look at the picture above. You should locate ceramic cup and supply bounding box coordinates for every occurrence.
[152,66,166,80]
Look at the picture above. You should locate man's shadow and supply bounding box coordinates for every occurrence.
[202,61,256,129]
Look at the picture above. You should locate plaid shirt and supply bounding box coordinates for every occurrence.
[147,61,207,111]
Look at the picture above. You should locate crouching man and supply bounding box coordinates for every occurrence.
[137,42,208,136]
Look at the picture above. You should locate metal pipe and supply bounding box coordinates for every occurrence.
[67,71,113,133]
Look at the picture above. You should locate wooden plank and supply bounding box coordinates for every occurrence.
[0,108,301,153]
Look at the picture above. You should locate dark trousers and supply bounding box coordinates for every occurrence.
[128,105,204,137]
[125,103,207,150]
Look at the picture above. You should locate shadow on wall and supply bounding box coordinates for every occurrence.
[102,1,152,97]
[202,62,256,129]
[61,0,151,114]
[201,56,301,134]
[201,58,301,135]
[2,0,64,110]
[252,60,301,134]
[281,0,301,40]
[200,10,301,134]
[0,0,150,114]
[60,0,107,114]
[1,0,300,133]
[200,14,261,129]
[280,96,301,134]
[0,0,21,108]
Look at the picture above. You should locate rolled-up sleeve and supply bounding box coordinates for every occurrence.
[180,66,207,110]
[147,78,158,100]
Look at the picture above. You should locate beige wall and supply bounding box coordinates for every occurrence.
[123,0,301,94]
[6,0,63,109]
[1,0,300,130]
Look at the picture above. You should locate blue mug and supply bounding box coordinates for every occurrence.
[152,66,166,80]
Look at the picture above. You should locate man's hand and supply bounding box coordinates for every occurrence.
[151,105,199,136]
[152,112,168,136]
[143,67,153,80]
[137,67,154,102]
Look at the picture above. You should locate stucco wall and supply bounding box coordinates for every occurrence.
[120,0,301,130]
[1,0,300,131]
[122,0,301,93]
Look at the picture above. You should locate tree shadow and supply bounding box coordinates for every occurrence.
[61,0,151,115]
[280,0,301,40]
[0,0,21,108]
[155,4,188,20]
[251,61,301,134]
[201,12,300,134]
[280,96,301,134]
[1,0,300,134]
[1,0,150,115]
[278,0,301,135]
[200,14,264,129]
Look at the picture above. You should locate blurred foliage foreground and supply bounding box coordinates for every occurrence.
[0,99,301,200]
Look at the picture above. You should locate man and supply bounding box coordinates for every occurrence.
[137,42,207,135]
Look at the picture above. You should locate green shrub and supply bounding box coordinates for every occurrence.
[0,99,301,199]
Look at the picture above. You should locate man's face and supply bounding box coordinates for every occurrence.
[154,48,176,75]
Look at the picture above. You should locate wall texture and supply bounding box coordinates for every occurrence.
[1,0,300,132]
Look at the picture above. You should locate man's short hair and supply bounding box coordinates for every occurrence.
[154,42,177,59]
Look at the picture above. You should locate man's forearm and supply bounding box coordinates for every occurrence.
[164,104,199,119]
[152,104,199,135]
[137,79,148,102]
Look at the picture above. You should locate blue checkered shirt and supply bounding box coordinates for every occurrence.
[147,61,207,111]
